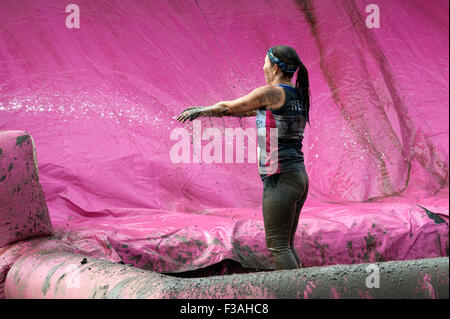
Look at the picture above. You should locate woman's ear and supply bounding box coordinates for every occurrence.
[273,64,281,75]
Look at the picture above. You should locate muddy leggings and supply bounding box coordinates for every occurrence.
[262,168,309,269]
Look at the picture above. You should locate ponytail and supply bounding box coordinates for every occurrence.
[295,61,311,128]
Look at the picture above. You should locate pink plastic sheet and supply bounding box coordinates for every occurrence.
[0,131,53,247]
[0,0,448,290]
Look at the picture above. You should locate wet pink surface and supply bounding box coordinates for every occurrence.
[0,131,53,248]
[0,237,78,299]
[0,0,448,296]
[4,251,448,299]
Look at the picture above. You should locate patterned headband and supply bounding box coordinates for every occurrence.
[267,48,298,74]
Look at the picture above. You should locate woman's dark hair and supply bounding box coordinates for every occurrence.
[269,45,311,127]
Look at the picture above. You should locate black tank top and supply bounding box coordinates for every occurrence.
[256,84,307,180]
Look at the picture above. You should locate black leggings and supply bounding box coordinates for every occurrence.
[262,168,309,269]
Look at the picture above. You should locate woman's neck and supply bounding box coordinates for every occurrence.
[271,77,293,87]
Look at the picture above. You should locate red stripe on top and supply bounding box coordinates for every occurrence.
[264,110,280,174]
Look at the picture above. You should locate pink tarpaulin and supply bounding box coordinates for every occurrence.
[0,131,54,247]
[0,0,448,294]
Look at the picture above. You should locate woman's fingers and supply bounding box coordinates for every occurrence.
[176,109,191,121]
[177,112,192,123]
[177,110,189,122]
[178,114,188,123]
[177,107,200,123]
[176,112,185,121]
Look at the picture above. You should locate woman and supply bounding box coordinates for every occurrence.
[177,45,310,269]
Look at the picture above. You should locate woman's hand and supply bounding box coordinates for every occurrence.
[176,107,203,123]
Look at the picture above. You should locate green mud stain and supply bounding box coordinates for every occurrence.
[107,276,139,299]
[90,285,110,299]
[347,241,355,261]
[16,135,30,147]
[417,204,447,224]
[362,232,384,262]
[130,254,143,263]
[374,251,385,262]
[42,263,65,296]
[347,241,353,250]
[314,240,329,265]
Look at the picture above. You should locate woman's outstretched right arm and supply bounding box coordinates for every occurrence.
[177,86,282,123]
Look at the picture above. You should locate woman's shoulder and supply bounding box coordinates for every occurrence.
[253,85,286,100]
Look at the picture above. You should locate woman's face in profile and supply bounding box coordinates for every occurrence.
[263,55,274,84]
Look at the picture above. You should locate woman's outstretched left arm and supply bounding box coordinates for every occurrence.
[177,86,283,123]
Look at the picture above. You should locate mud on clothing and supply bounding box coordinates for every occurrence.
[257,84,309,269]
[262,168,309,269]
[256,83,307,180]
